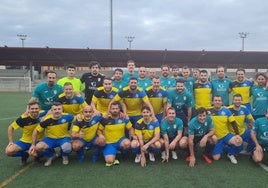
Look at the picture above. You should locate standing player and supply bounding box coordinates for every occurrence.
[160,107,187,162]
[91,77,118,116]
[193,69,212,109]
[180,66,195,95]
[166,80,194,133]
[251,73,268,120]
[230,68,254,112]
[110,77,155,127]
[122,59,138,83]
[137,66,151,90]
[57,64,85,92]
[146,76,168,123]
[80,61,104,105]
[29,70,63,110]
[112,68,127,91]
[160,65,176,90]
[211,66,231,106]
[188,107,217,167]
[5,102,46,165]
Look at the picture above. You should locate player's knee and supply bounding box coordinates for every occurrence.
[179,138,188,148]
[122,139,131,149]
[105,156,115,164]
[72,141,82,151]
[5,149,14,156]
[212,154,221,161]
[253,151,263,163]
[154,141,161,149]
[61,142,72,153]
[131,140,139,148]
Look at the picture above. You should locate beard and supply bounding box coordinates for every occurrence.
[47,81,55,87]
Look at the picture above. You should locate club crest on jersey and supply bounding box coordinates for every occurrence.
[118,119,122,124]
[71,99,78,104]
[148,125,154,130]
[220,111,226,116]
[239,110,245,115]
[158,93,163,97]
[61,119,67,124]
[53,90,58,94]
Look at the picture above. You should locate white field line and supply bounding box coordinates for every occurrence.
[259,163,268,172]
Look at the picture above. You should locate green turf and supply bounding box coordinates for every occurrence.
[0,92,267,188]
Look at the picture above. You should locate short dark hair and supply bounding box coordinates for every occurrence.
[28,101,40,107]
[196,107,207,115]
[44,70,57,77]
[129,77,138,82]
[66,64,76,69]
[63,82,73,87]
[114,68,123,74]
[52,102,62,106]
[236,68,245,74]
[233,93,242,99]
[141,106,151,112]
[89,61,101,69]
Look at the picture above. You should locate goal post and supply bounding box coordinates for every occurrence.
[0,77,32,92]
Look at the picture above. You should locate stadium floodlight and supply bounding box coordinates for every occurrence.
[125,36,135,49]
[17,34,27,47]
[238,32,249,51]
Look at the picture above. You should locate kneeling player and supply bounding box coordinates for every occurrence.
[188,107,217,167]
[160,107,188,162]
[71,105,105,162]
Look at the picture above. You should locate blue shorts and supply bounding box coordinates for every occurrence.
[213,133,234,155]
[103,137,126,156]
[41,137,71,149]
[78,136,97,148]
[14,140,31,151]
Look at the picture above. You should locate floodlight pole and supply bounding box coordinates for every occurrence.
[17,34,27,47]
[239,32,248,51]
[125,36,135,49]
[110,0,113,49]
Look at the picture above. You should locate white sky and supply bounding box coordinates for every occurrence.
[1,0,268,51]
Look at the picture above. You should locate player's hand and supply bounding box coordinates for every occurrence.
[141,155,146,167]
[141,144,149,152]
[234,135,242,146]
[169,142,176,150]
[189,156,196,167]
[79,131,85,138]
[255,145,263,154]
[162,154,169,163]
[29,145,37,157]
[94,110,102,116]
[97,134,106,145]
[199,136,207,147]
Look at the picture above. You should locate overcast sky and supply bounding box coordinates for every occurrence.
[1,0,268,51]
